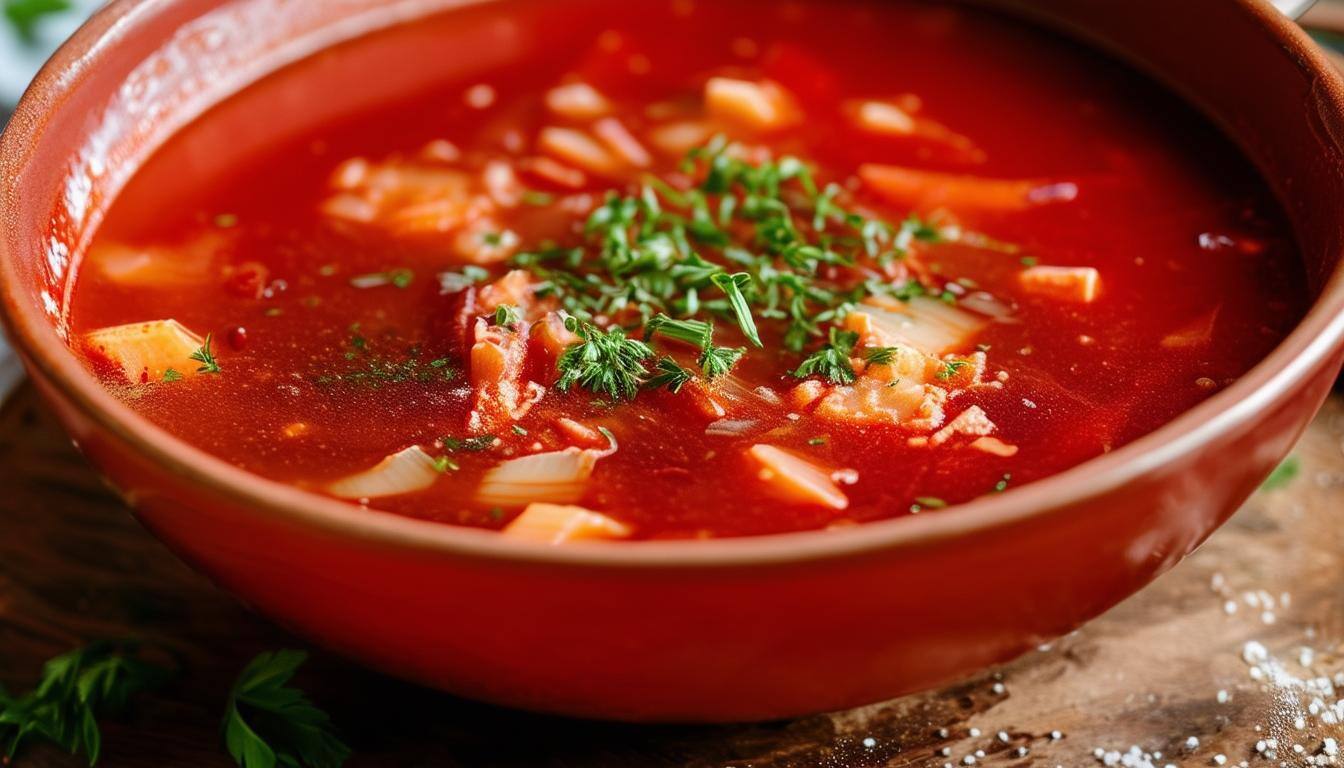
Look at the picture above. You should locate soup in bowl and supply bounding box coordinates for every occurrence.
[3,0,1343,720]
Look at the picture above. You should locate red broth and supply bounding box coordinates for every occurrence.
[69,0,1306,540]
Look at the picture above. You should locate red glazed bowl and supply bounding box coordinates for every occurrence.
[3,0,1344,722]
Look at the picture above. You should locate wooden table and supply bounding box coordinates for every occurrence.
[2,383,1342,767]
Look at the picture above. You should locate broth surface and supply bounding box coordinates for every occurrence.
[70,0,1306,539]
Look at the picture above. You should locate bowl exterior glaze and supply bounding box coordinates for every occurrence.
[3,0,1344,721]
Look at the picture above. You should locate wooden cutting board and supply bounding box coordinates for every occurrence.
[1,381,1342,768]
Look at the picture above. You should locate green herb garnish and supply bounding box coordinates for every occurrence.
[646,357,695,393]
[698,345,744,380]
[442,435,498,452]
[162,368,184,383]
[935,359,972,381]
[222,650,349,768]
[556,317,654,401]
[793,328,859,385]
[190,334,222,374]
[494,304,521,329]
[864,347,900,366]
[349,268,413,290]
[3,0,70,44]
[0,642,171,766]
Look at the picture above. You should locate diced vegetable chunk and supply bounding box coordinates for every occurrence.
[859,164,1074,212]
[468,318,544,432]
[327,446,440,499]
[476,447,604,508]
[537,127,626,178]
[746,444,849,510]
[848,295,989,355]
[83,319,205,384]
[704,77,800,131]
[502,503,631,543]
[1018,266,1101,303]
[545,82,613,120]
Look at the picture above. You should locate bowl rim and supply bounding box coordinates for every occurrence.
[3,0,1344,569]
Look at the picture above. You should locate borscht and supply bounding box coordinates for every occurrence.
[69,0,1306,542]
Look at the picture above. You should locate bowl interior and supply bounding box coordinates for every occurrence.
[2,0,1344,566]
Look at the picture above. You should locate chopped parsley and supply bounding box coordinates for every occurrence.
[442,435,498,452]
[433,455,459,473]
[162,368,184,383]
[910,496,948,513]
[506,138,945,406]
[511,425,528,436]
[646,356,695,393]
[349,268,414,289]
[494,303,521,329]
[864,346,900,366]
[935,359,972,381]
[190,334,222,374]
[993,473,1012,493]
[315,327,457,388]
[438,265,490,293]
[698,344,744,379]
[793,328,859,385]
[710,272,763,348]
[807,436,826,446]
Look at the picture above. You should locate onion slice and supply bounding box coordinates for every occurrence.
[327,446,441,500]
[476,431,618,508]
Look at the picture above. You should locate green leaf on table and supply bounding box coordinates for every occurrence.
[0,641,171,765]
[3,0,71,44]
[222,651,350,768]
[1260,456,1300,492]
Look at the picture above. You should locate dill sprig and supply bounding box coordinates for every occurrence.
[646,357,695,393]
[555,317,655,401]
[190,334,222,374]
[793,328,860,385]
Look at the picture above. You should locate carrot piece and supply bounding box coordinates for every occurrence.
[1017,265,1101,303]
[592,117,652,168]
[468,318,543,432]
[545,82,613,120]
[745,444,850,510]
[859,164,1070,213]
[704,77,800,131]
[970,436,1019,457]
[503,503,632,544]
[554,417,606,449]
[537,127,626,179]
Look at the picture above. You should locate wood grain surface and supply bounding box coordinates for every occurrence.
[1,383,1342,767]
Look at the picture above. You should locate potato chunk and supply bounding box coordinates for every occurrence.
[502,503,631,543]
[1018,265,1101,303]
[859,164,1076,213]
[704,77,800,131]
[83,319,205,384]
[746,444,849,510]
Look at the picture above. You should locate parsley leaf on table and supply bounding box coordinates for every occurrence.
[0,641,171,765]
[3,0,71,44]
[222,650,350,768]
